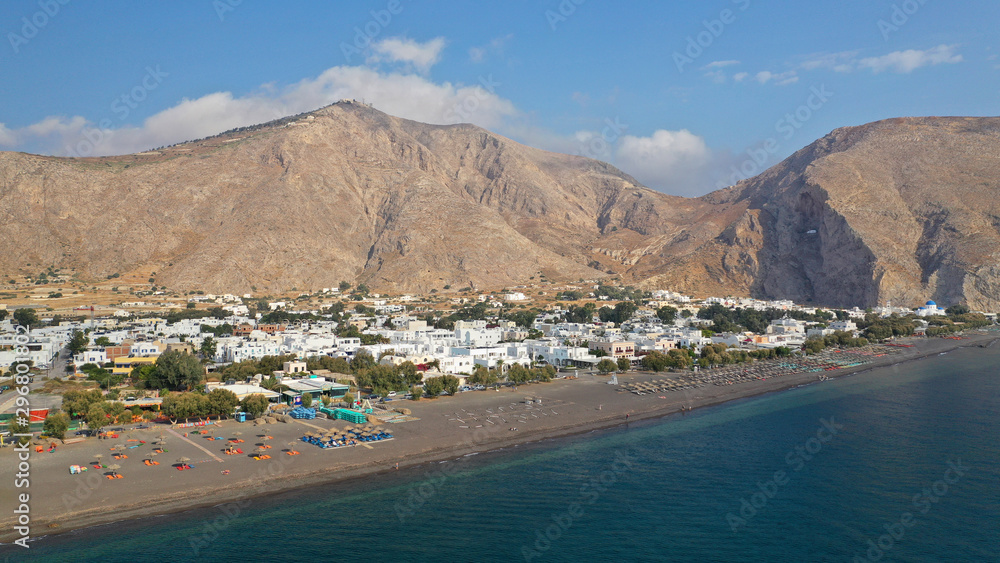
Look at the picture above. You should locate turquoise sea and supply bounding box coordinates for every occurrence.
[6,344,999,562]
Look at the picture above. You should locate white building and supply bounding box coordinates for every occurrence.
[915,300,946,317]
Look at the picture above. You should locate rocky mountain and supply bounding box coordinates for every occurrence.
[1,104,999,309]
[632,116,1000,311]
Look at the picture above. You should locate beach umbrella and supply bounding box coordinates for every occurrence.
[233,431,242,436]
[107,463,121,476]
[93,454,104,464]
[177,456,190,463]
[254,447,266,455]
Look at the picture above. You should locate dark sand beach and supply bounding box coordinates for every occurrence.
[2,333,996,544]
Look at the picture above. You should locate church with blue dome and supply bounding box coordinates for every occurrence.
[916,300,945,317]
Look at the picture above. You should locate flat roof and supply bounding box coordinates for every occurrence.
[282,379,350,393]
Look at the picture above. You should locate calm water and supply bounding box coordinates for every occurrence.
[6,345,999,562]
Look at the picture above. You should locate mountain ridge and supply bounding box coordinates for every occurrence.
[2,104,1000,309]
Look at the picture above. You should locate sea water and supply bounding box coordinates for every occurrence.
[7,345,1000,562]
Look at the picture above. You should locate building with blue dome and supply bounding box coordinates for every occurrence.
[916,300,945,317]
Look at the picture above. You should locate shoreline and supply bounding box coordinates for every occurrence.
[3,332,997,545]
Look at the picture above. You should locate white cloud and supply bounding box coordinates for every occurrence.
[0,123,16,146]
[25,115,88,137]
[6,64,519,157]
[858,44,962,74]
[613,130,714,196]
[704,70,728,84]
[368,36,447,74]
[704,60,740,69]
[797,51,860,72]
[754,70,799,85]
[468,34,513,64]
[733,72,749,82]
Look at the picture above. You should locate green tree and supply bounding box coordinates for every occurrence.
[507,309,538,328]
[200,336,217,360]
[598,301,639,325]
[68,330,89,355]
[241,394,270,419]
[130,364,157,389]
[946,304,970,316]
[86,403,109,431]
[616,357,630,372]
[474,365,501,386]
[94,336,112,347]
[441,375,460,395]
[350,350,376,373]
[399,361,422,386]
[43,411,71,439]
[423,377,444,397]
[301,393,313,409]
[641,351,670,372]
[62,389,105,418]
[655,306,678,324]
[596,358,618,374]
[339,281,352,292]
[409,385,422,400]
[507,364,531,384]
[13,308,39,327]
[105,401,127,424]
[564,303,597,324]
[207,388,240,418]
[153,350,206,390]
[10,416,31,446]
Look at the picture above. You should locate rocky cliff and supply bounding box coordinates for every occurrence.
[2,106,999,309]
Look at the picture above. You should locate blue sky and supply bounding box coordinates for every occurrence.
[2,0,998,196]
